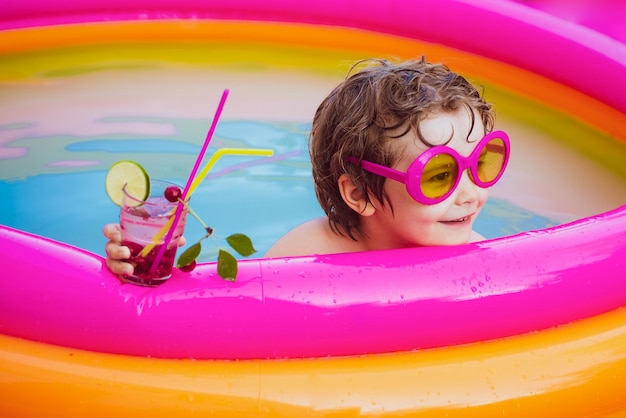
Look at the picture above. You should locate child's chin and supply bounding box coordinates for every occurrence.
[435,231,473,246]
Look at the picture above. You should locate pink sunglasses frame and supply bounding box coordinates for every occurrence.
[348,130,510,205]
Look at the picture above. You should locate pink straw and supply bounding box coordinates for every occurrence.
[149,89,230,273]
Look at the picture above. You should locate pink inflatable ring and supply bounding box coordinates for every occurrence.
[1,0,625,416]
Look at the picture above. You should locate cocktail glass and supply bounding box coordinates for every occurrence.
[119,180,188,286]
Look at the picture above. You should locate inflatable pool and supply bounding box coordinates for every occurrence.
[1,0,626,416]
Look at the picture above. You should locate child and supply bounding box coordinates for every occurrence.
[104,57,509,275]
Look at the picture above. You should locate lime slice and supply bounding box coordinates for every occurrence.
[105,160,150,207]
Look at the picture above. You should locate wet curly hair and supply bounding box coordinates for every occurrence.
[309,57,495,239]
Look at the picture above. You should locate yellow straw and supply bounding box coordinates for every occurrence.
[138,147,273,258]
[187,148,274,198]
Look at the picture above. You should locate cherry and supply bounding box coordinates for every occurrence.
[179,260,197,273]
[164,185,182,203]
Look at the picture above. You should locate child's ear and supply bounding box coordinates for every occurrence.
[338,174,376,216]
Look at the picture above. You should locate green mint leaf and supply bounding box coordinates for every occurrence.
[217,249,238,281]
[226,233,256,257]
[177,242,202,268]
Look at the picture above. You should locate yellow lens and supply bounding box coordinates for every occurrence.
[477,138,506,183]
[420,153,458,199]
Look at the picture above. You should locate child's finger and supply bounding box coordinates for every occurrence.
[105,241,130,260]
[103,223,123,242]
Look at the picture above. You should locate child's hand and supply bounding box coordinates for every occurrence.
[103,223,134,277]
[103,224,188,277]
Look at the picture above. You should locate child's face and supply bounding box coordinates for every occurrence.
[372,108,489,247]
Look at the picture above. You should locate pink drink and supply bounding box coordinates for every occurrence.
[119,180,187,286]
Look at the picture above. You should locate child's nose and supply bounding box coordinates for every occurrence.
[454,170,479,205]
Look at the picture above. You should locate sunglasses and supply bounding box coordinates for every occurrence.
[348,130,510,205]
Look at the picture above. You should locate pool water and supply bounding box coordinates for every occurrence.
[0,116,559,260]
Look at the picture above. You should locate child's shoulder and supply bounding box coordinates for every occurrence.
[264,217,361,258]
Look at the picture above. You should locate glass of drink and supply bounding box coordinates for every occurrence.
[119,180,188,286]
